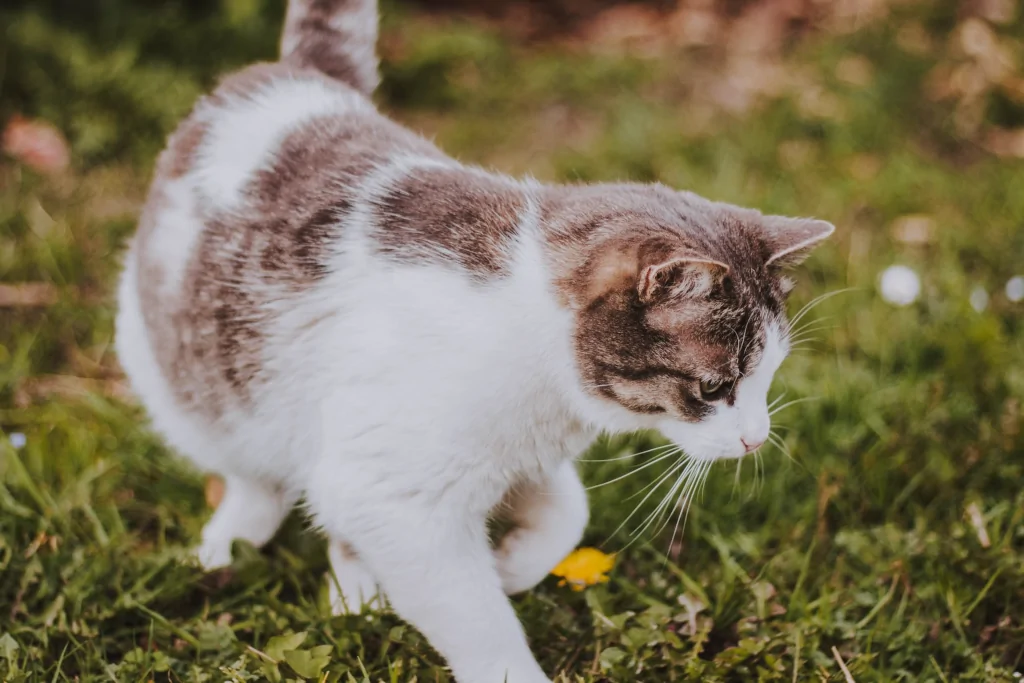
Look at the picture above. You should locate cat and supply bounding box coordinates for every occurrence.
[114,0,834,681]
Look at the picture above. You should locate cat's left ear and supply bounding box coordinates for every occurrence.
[760,216,835,268]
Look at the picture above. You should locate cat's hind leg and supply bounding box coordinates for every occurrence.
[195,475,296,569]
[327,540,381,614]
[495,461,589,595]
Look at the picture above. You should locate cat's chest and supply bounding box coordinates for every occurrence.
[483,394,596,475]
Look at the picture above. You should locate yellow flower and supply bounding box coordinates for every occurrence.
[550,548,615,591]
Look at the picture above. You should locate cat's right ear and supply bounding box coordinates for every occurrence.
[637,252,729,304]
[760,216,835,268]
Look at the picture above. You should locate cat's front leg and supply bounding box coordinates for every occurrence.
[495,461,589,595]
[327,539,381,614]
[309,484,551,682]
[195,475,295,569]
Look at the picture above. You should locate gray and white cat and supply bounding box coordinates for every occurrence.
[115,1,834,681]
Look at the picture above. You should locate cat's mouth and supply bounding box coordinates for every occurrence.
[656,418,763,462]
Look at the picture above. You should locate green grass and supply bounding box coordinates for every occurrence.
[2,1,1024,681]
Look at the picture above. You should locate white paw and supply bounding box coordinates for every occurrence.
[195,533,234,570]
[495,530,551,596]
[328,559,381,615]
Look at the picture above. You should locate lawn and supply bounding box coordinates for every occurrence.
[1,0,1023,681]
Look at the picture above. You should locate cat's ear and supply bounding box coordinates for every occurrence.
[760,216,835,268]
[638,253,729,304]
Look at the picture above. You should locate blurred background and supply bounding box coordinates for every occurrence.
[1,0,1023,681]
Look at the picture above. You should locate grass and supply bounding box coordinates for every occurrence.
[2,1,1024,681]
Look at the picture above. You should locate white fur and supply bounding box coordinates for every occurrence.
[659,324,786,460]
[142,179,202,295]
[117,150,789,683]
[194,77,369,210]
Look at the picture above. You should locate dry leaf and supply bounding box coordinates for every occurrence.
[891,214,935,245]
[896,22,932,55]
[836,55,874,87]
[14,375,132,407]
[0,282,58,307]
[965,502,991,548]
[2,115,70,174]
[578,5,666,56]
[966,0,1016,24]
[983,127,1024,157]
[666,6,721,47]
[777,139,818,170]
[848,154,882,180]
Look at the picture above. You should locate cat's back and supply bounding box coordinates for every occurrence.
[115,63,446,460]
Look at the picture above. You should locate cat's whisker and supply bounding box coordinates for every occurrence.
[769,396,820,417]
[788,331,832,349]
[631,456,703,540]
[579,442,676,463]
[622,455,688,503]
[650,458,705,539]
[788,327,831,345]
[663,459,712,556]
[787,288,856,332]
[730,457,743,500]
[788,316,835,339]
[633,480,692,547]
[736,312,755,359]
[607,454,691,543]
[767,432,794,462]
[585,448,680,490]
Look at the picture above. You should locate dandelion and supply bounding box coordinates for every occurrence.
[8,432,26,449]
[879,265,920,306]
[1006,276,1024,303]
[550,548,615,591]
[970,286,989,312]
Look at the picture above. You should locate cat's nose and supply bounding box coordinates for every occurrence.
[741,438,764,453]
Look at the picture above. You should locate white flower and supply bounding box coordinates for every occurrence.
[970,286,989,312]
[8,432,26,449]
[879,265,920,306]
[1006,276,1024,303]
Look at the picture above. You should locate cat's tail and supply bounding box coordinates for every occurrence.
[280,0,379,96]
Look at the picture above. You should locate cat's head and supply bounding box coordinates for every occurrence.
[547,185,834,461]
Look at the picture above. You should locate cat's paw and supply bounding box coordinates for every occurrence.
[328,559,381,615]
[194,535,234,570]
[495,530,552,596]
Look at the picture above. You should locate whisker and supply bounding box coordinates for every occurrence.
[788,329,831,345]
[650,459,705,540]
[768,432,794,462]
[769,396,820,416]
[730,458,743,499]
[663,459,712,555]
[788,317,835,339]
[605,454,691,543]
[630,458,702,542]
[579,442,676,463]
[585,449,679,490]
[788,288,856,332]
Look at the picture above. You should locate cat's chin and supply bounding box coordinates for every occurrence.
[655,421,749,462]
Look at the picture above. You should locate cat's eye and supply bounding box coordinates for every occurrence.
[699,379,732,401]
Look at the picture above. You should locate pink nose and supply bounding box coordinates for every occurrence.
[741,438,764,453]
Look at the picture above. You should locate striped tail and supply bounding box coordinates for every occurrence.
[280,0,380,96]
